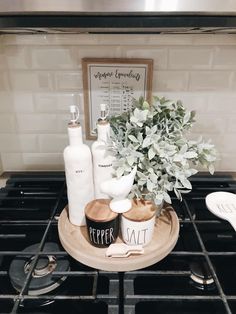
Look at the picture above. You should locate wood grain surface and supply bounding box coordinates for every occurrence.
[58,205,179,272]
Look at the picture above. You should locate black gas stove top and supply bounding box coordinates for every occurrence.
[0,172,236,314]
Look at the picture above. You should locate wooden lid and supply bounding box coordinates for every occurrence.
[85,199,118,222]
[122,199,157,222]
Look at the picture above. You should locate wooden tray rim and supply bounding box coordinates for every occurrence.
[58,206,179,272]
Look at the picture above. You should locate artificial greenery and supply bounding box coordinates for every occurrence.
[109,96,217,205]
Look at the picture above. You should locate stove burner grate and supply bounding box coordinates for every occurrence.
[1,173,236,314]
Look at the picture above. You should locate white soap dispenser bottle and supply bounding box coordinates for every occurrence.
[63,105,94,226]
[92,104,114,199]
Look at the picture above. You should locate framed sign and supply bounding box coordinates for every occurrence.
[82,58,153,140]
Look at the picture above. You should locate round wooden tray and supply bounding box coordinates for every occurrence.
[58,206,179,272]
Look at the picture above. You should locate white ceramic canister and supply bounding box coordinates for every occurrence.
[121,199,157,246]
[63,105,94,226]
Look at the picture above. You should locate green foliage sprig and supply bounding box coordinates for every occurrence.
[109,96,217,205]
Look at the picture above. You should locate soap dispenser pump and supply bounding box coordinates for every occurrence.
[92,104,115,199]
[63,105,94,226]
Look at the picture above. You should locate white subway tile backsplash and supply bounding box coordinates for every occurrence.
[125,48,168,70]
[1,152,64,171]
[11,93,34,112]
[76,46,121,61]
[190,114,226,134]
[39,134,68,153]
[0,134,38,152]
[159,92,209,114]
[22,153,64,170]
[16,114,58,132]
[0,33,236,171]
[0,72,9,91]
[54,71,82,91]
[4,46,31,69]
[2,35,52,46]
[227,118,236,133]
[34,93,77,113]
[0,156,3,174]
[213,46,236,69]
[207,93,236,113]
[230,72,236,90]
[168,47,213,70]
[154,70,189,91]
[189,71,232,91]
[192,35,236,46]
[220,134,236,153]
[1,153,24,171]
[0,92,34,113]
[1,34,101,46]
[0,114,16,133]
[31,47,77,69]
[9,71,54,91]
[219,153,236,171]
[0,46,6,70]
[0,92,12,112]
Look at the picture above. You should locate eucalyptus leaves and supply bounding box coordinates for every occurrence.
[109,96,217,205]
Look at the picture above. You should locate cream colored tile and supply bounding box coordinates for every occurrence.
[12,93,34,112]
[22,153,64,170]
[219,153,236,171]
[1,34,50,45]
[193,34,236,46]
[1,34,100,46]
[169,47,213,70]
[213,46,236,69]
[190,113,227,134]
[230,72,236,90]
[0,155,3,174]
[0,92,34,113]
[220,134,236,153]
[154,70,189,91]
[124,47,167,70]
[76,46,121,62]
[0,45,6,70]
[4,46,31,69]
[227,117,236,133]
[54,71,82,91]
[0,134,38,152]
[145,34,194,46]
[189,71,232,91]
[34,92,81,113]
[39,134,68,153]
[9,71,54,91]
[31,47,77,69]
[16,114,58,132]
[0,92,13,112]
[207,93,236,113]
[0,114,16,133]
[1,153,24,171]
[0,72,9,91]
[158,92,209,113]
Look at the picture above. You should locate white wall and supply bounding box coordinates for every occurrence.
[0,33,236,171]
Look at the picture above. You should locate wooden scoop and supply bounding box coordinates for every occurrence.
[105,243,144,258]
[205,192,236,231]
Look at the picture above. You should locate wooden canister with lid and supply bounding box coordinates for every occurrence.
[85,199,119,248]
